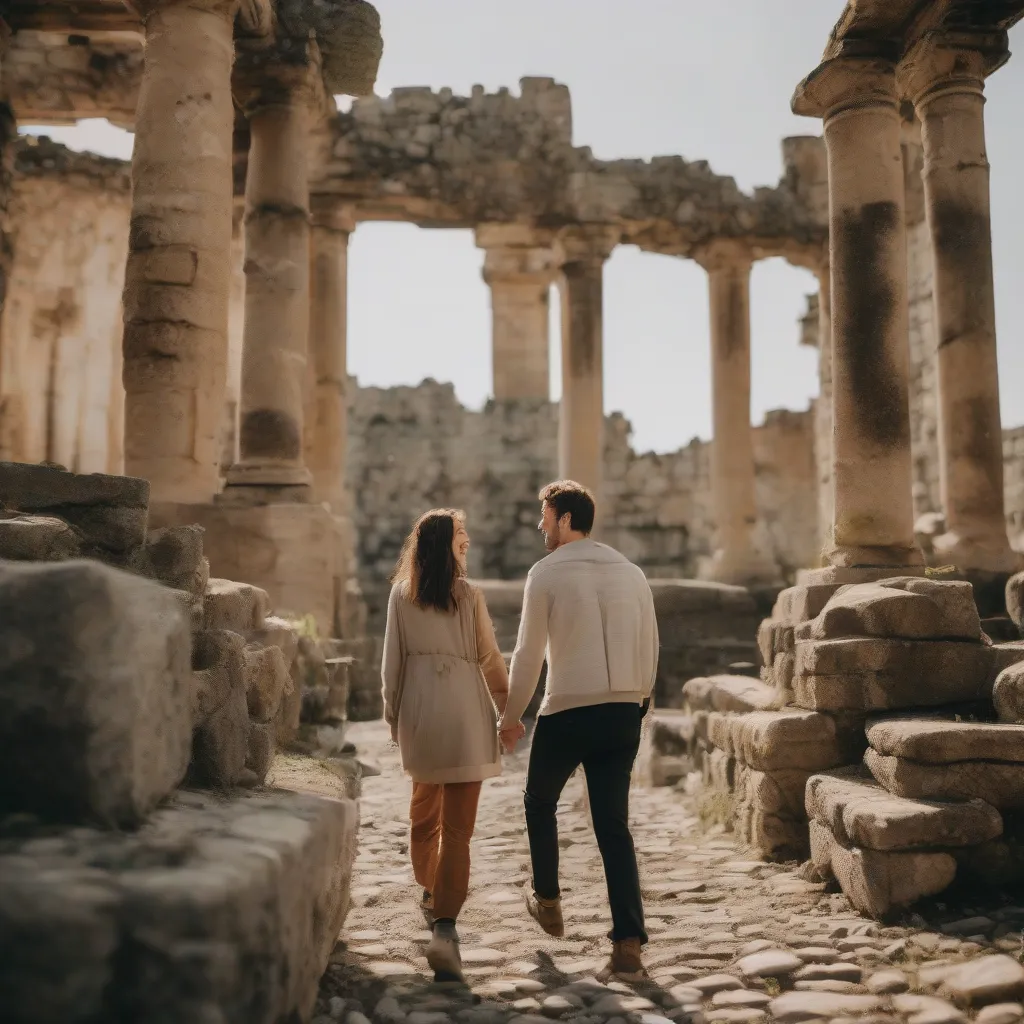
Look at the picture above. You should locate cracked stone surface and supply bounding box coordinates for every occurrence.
[314,721,1024,1024]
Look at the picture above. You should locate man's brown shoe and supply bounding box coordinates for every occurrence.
[596,938,648,982]
[524,890,564,937]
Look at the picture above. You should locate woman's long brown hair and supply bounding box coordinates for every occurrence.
[391,508,466,612]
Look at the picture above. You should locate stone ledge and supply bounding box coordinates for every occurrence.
[0,786,359,1024]
[806,765,1003,851]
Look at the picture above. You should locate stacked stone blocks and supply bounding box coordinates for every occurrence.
[0,461,361,1022]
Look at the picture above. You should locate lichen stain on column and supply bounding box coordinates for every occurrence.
[931,198,990,348]
[835,200,908,452]
[240,408,302,460]
[721,273,746,361]
[564,262,599,378]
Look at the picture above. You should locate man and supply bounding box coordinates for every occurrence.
[498,480,659,982]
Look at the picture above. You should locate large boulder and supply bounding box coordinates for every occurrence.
[0,559,191,826]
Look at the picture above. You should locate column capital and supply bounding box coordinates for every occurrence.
[310,195,356,233]
[792,55,899,121]
[898,30,1008,108]
[234,41,321,114]
[554,225,619,266]
[692,237,755,274]
[475,223,555,251]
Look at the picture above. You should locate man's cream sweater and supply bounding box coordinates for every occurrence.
[499,538,659,728]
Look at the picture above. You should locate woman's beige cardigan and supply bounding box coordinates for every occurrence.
[381,578,510,784]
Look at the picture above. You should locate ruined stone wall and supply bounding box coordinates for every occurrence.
[346,381,821,600]
[0,138,130,474]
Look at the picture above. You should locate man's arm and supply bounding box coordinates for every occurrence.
[640,581,659,715]
[499,572,549,729]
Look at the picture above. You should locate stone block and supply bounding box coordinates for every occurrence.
[0,513,81,561]
[809,818,957,918]
[0,560,191,828]
[807,578,981,643]
[191,629,247,725]
[682,676,715,711]
[940,956,1024,1008]
[772,583,843,624]
[245,721,275,783]
[708,674,776,713]
[244,643,290,724]
[745,768,811,819]
[806,765,1003,851]
[994,662,1024,723]
[132,524,205,594]
[793,637,993,711]
[0,460,149,555]
[1006,571,1024,632]
[727,709,865,772]
[204,577,270,633]
[865,748,1024,810]
[0,788,359,1024]
[866,716,1024,764]
[250,614,300,669]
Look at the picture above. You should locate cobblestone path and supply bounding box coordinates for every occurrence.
[315,721,1024,1024]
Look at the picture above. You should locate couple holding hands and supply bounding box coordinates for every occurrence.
[381,480,659,983]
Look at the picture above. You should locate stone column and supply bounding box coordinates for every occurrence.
[900,32,1017,577]
[306,196,354,509]
[476,224,555,401]
[815,265,834,557]
[555,227,618,500]
[121,0,237,503]
[695,240,779,586]
[793,57,923,574]
[225,67,314,498]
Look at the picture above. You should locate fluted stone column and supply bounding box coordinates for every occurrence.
[900,32,1017,577]
[476,224,555,401]
[695,240,779,586]
[555,226,618,500]
[121,0,237,503]
[225,67,314,498]
[793,57,923,575]
[306,197,354,509]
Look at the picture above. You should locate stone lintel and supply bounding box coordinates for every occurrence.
[475,222,556,251]
[898,30,1008,105]
[792,55,899,120]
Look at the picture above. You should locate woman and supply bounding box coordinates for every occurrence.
[381,508,524,982]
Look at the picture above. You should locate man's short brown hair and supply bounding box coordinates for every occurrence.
[539,480,596,535]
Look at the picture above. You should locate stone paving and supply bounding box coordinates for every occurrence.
[315,720,1024,1024]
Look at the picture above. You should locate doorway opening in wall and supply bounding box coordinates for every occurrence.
[347,224,491,410]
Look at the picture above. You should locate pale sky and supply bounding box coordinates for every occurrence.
[21,1,1024,454]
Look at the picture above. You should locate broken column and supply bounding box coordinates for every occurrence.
[306,196,354,509]
[555,225,618,500]
[225,62,315,499]
[695,238,779,587]
[476,224,555,401]
[900,31,1018,594]
[792,55,924,578]
[121,0,237,504]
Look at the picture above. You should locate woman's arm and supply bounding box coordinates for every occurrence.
[475,587,510,715]
[381,584,404,731]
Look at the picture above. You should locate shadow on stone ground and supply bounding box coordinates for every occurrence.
[314,722,1024,1024]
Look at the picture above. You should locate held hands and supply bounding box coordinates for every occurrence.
[499,720,526,753]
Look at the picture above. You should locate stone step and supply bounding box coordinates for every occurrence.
[866,715,1024,764]
[806,765,1003,851]
[864,747,1024,810]
[683,674,775,713]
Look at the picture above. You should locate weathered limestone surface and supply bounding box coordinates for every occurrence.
[806,577,981,642]
[806,766,1003,851]
[865,747,1024,810]
[0,139,129,474]
[810,817,957,918]
[866,716,1024,765]
[793,636,996,712]
[0,787,359,1024]
[995,661,1024,723]
[0,559,192,827]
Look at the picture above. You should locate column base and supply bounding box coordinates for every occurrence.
[931,529,1022,576]
[218,483,312,507]
[698,546,783,590]
[824,541,925,570]
[797,564,928,586]
[224,460,312,488]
